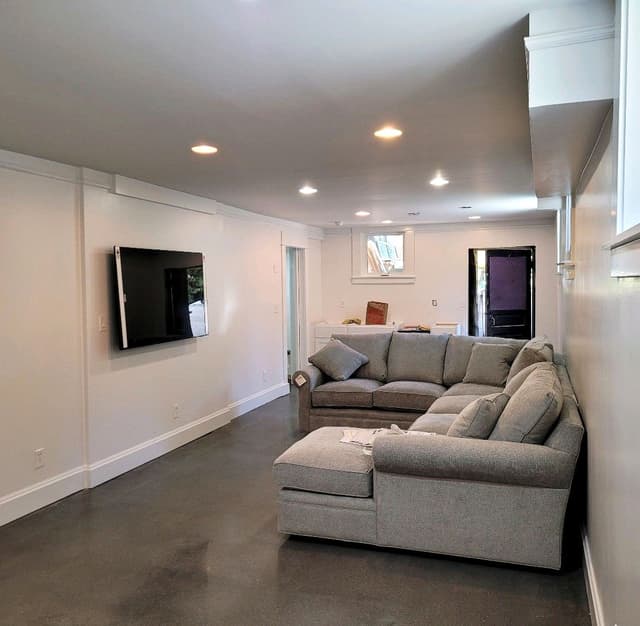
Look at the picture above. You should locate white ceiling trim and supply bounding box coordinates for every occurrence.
[524,23,613,52]
[323,217,555,237]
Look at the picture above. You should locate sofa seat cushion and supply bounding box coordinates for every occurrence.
[312,379,381,408]
[443,382,504,397]
[386,332,449,384]
[273,427,373,497]
[331,333,392,382]
[409,413,457,435]
[373,381,446,412]
[427,394,482,414]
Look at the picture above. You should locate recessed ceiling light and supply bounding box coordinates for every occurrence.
[430,174,449,187]
[355,210,371,217]
[374,126,403,139]
[299,185,318,195]
[191,144,218,155]
[381,219,393,224]
[468,215,481,220]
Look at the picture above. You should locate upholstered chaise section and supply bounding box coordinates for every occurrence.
[274,427,373,497]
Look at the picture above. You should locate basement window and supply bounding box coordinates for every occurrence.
[351,228,415,284]
[367,233,404,274]
[604,0,640,276]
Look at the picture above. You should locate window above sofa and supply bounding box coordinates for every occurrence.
[351,227,416,284]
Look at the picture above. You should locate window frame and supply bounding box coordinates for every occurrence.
[351,227,416,284]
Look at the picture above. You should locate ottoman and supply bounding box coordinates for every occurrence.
[273,427,377,543]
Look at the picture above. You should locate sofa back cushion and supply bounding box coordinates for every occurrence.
[443,336,526,386]
[447,392,510,439]
[462,343,519,387]
[504,361,556,396]
[386,332,449,384]
[507,337,554,383]
[309,339,369,381]
[490,367,564,444]
[331,332,392,382]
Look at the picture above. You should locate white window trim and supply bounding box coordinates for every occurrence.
[602,0,640,276]
[613,0,640,242]
[351,227,416,284]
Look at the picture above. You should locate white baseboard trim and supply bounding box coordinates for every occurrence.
[0,466,86,528]
[582,526,604,626]
[227,382,290,418]
[1,383,290,524]
[88,382,290,487]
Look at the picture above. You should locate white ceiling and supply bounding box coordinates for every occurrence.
[0,0,585,227]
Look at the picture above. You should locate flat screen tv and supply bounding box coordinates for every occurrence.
[113,246,208,349]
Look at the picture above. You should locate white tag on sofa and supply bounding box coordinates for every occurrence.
[294,374,307,387]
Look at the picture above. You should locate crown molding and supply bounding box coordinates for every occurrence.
[524,24,614,53]
[0,147,80,184]
[323,217,555,237]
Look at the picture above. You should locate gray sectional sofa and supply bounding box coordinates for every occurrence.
[295,332,528,431]
[276,332,584,570]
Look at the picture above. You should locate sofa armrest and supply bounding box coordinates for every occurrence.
[293,364,325,391]
[372,435,576,489]
[293,365,325,432]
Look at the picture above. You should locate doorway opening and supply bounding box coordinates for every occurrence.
[468,247,535,339]
[284,247,305,381]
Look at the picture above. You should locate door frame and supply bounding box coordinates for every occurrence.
[468,246,536,338]
[281,246,307,381]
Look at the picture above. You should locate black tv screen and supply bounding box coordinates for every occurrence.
[114,246,208,349]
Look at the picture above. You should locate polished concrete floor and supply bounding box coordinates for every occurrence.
[1,392,591,625]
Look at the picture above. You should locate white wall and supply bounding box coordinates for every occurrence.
[560,110,640,626]
[0,151,323,522]
[0,167,85,521]
[321,221,559,346]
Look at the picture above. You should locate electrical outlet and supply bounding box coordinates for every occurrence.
[172,403,180,419]
[431,299,438,307]
[34,448,45,469]
[98,315,108,333]
[262,370,268,383]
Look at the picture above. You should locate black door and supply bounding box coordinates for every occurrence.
[485,249,534,339]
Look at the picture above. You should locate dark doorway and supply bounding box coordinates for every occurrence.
[468,247,535,339]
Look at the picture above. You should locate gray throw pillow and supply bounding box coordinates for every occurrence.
[462,343,518,387]
[447,392,510,439]
[331,333,392,382]
[309,339,369,381]
[490,367,564,444]
[507,337,554,382]
[504,361,556,396]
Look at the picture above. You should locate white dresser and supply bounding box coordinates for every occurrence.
[314,323,396,352]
